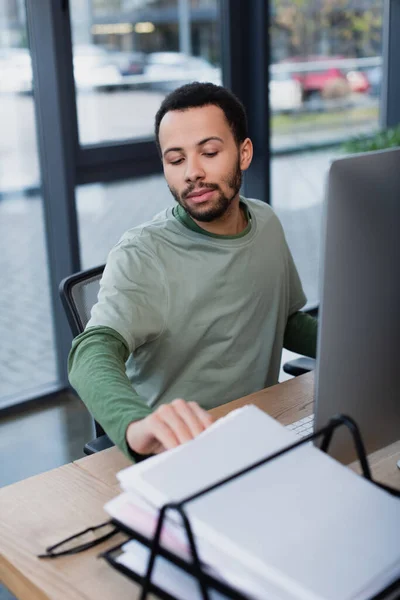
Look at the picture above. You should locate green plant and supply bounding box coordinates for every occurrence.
[342,124,400,154]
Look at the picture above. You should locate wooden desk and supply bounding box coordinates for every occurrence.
[1,373,399,600]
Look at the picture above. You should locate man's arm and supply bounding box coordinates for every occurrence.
[68,326,152,458]
[283,311,318,358]
[69,326,213,459]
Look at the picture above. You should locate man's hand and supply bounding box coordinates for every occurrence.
[126,399,214,455]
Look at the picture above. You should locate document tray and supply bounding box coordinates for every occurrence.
[101,414,400,600]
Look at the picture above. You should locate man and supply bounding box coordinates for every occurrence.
[69,82,317,460]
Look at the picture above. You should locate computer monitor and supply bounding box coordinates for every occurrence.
[314,147,400,464]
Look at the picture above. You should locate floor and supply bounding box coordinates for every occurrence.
[0,585,13,599]
[0,390,94,488]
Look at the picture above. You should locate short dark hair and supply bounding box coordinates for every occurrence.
[154,82,248,155]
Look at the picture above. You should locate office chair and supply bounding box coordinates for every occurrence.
[282,304,318,376]
[59,265,113,455]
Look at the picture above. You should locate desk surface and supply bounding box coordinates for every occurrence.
[1,372,399,600]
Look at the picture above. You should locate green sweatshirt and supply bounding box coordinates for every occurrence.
[69,199,317,458]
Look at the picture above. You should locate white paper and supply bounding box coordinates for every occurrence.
[117,405,299,504]
[111,405,400,600]
[105,492,299,599]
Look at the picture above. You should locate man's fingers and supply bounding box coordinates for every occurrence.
[188,401,215,429]
[170,399,205,438]
[145,413,180,451]
[141,400,215,454]
[156,404,193,445]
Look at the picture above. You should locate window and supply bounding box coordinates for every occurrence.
[270,0,383,150]
[69,0,221,144]
[0,4,57,407]
[76,174,174,268]
[270,0,384,306]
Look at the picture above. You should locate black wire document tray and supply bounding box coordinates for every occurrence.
[101,414,400,600]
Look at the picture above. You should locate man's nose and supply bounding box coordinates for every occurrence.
[185,156,205,183]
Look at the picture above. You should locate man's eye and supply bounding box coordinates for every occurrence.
[204,152,217,157]
[170,158,184,165]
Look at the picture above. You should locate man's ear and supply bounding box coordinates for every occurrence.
[239,138,253,172]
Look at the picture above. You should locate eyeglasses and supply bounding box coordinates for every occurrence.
[38,520,118,559]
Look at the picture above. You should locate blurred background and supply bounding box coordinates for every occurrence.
[0,0,391,415]
[1,7,399,600]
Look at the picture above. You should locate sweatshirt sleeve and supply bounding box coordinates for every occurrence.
[283,311,318,358]
[68,325,152,459]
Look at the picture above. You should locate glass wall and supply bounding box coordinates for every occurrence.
[0,3,58,406]
[69,0,221,144]
[270,0,384,307]
[77,174,174,269]
[270,0,383,151]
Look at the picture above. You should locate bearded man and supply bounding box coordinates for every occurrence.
[69,82,317,460]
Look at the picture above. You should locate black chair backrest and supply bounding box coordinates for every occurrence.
[59,265,105,337]
[59,265,105,436]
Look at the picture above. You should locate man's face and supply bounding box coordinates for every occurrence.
[159,105,249,222]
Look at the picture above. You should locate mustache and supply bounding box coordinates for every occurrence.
[182,182,219,200]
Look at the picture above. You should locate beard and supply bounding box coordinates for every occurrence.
[168,158,242,223]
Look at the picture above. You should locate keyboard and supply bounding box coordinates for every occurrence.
[286,414,314,438]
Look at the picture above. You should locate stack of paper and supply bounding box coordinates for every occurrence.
[104,406,400,600]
